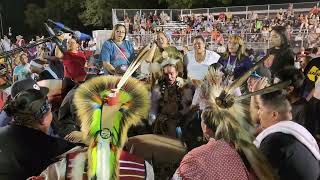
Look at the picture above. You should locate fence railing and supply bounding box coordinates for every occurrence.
[113,2,319,25]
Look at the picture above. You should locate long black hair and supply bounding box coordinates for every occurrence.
[272,26,290,49]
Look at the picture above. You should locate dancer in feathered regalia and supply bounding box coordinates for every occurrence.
[31,45,154,180]
[73,75,150,179]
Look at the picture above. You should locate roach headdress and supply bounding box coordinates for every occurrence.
[73,44,151,180]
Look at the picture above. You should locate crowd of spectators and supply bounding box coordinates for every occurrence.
[119,4,320,53]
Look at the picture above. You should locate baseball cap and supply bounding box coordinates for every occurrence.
[11,78,49,98]
[5,89,51,122]
[250,71,262,79]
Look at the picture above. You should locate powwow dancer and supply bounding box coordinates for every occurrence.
[30,45,155,180]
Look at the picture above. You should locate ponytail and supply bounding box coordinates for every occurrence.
[202,107,277,180]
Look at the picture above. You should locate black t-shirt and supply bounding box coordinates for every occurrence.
[269,47,295,75]
[258,47,295,79]
[291,98,308,127]
[0,125,76,180]
[260,132,320,180]
[306,97,320,136]
[57,86,80,137]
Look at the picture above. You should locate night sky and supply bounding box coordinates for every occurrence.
[0,0,45,37]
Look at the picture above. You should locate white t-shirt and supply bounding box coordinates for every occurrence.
[186,50,220,80]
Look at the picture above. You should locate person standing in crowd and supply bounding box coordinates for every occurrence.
[259,26,295,79]
[275,68,320,136]
[247,71,263,93]
[100,24,135,75]
[255,91,320,180]
[13,53,31,82]
[218,35,253,80]
[37,40,64,80]
[56,74,95,142]
[273,67,308,126]
[0,83,76,180]
[29,59,61,81]
[145,31,183,83]
[15,35,25,47]
[55,35,88,97]
[173,105,276,180]
[55,35,87,83]
[184,35,220,87]
[0,35,12,52]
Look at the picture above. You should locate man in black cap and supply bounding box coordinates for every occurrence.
[0,79,48,127]
[0,79,76,180]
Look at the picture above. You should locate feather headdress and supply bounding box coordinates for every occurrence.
[202,56,290,180]
[73,44,151,180]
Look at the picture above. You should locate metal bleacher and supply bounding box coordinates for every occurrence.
[113,2,319,51]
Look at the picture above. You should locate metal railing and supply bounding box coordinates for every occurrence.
[113,2,319,25]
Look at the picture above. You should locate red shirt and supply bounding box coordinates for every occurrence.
[63,51,87,81]
[219,13,226,21]
[311,7,320,15]
[119,151,146,179]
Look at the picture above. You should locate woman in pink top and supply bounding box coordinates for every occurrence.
[173,106,276,180]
